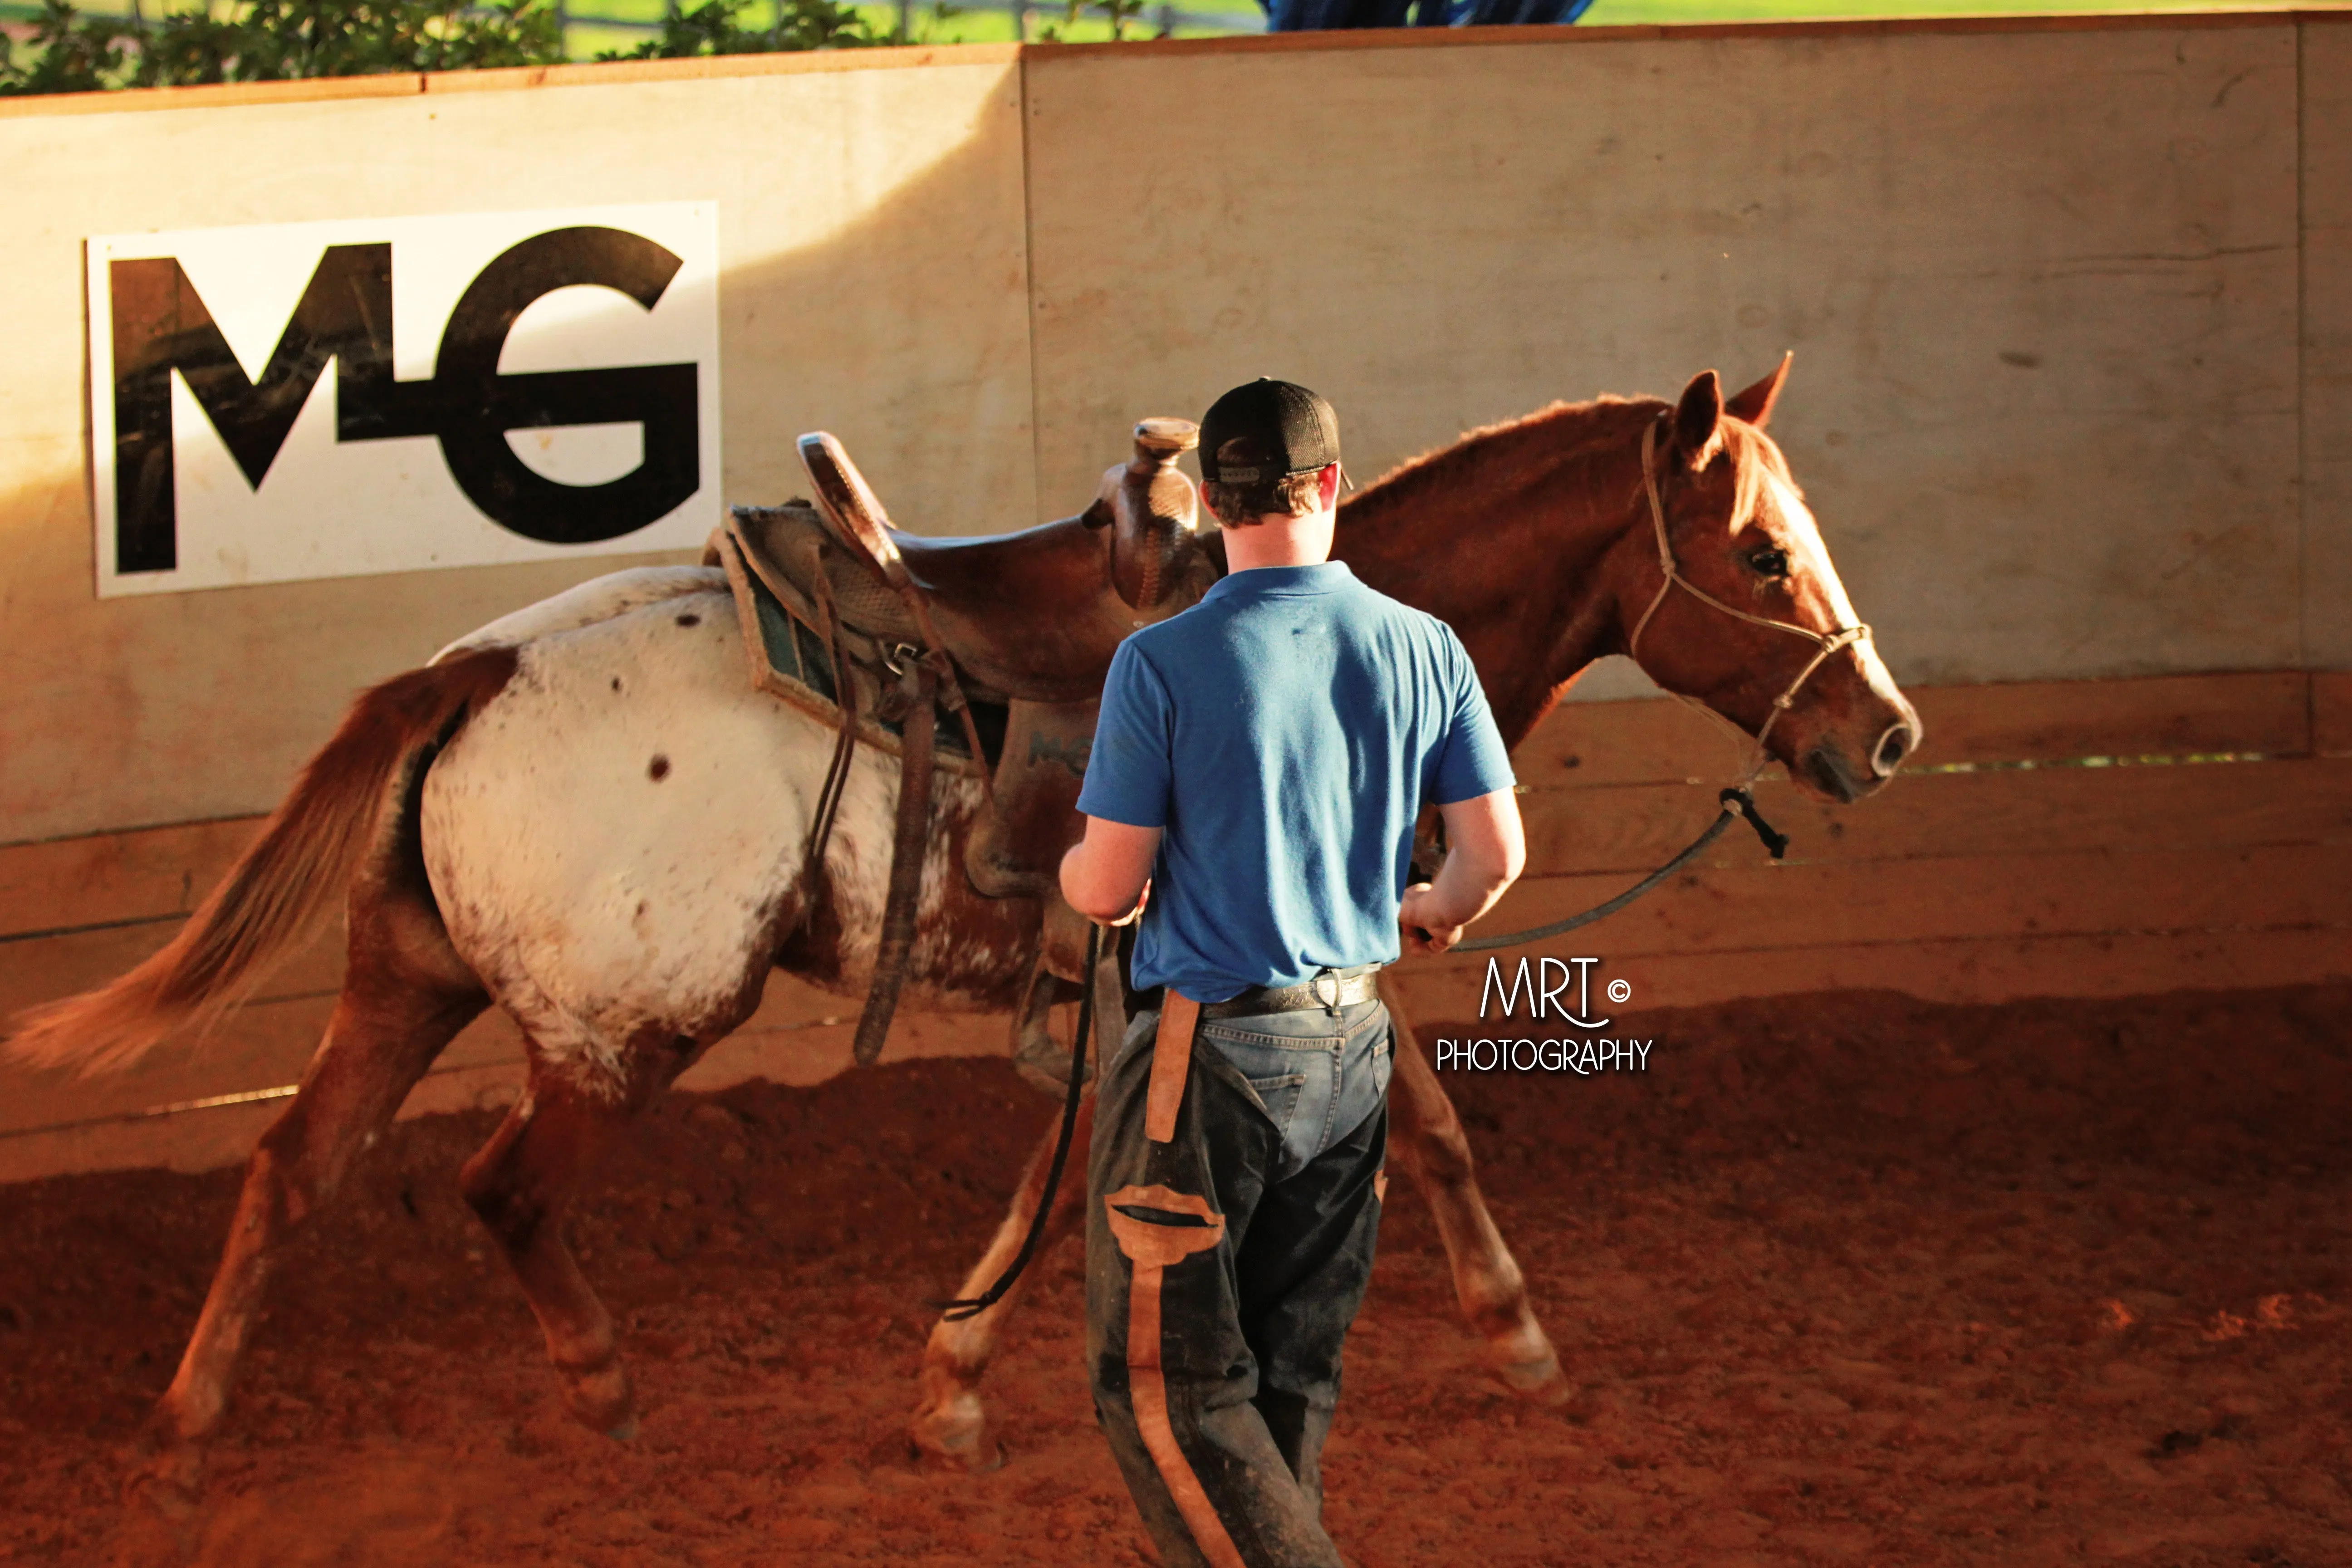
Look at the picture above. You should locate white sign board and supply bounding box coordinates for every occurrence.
[86,202,721,597]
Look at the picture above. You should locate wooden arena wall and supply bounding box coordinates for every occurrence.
[2,12,2347,1178]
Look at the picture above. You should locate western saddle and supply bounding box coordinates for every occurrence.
[709,418,1222,1082]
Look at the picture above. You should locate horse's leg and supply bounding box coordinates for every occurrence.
[910,1089,1096,1468]
[459,1059,665,1438]
[1379,975,1568,1402]
[139,883,487,1501]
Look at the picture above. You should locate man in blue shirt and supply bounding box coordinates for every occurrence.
[1061,379,1526,1567]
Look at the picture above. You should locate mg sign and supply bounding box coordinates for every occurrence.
[85,203,721,597]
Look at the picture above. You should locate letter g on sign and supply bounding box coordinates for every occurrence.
[430,227,701,545]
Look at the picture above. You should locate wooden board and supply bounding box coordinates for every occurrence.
[0,993,341,1138]
[1520,756,2352,877]
[0,814,265,942]
[2318,673,2352,758]
[0,991,1013,1181]
[1516,670,2318,789]
[1904,671,2313,765]
[1442,841,2352,966]
[1387,925,2352,1027]
[0,916,343,1023]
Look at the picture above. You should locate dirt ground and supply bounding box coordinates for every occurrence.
[2,982,2348,1567]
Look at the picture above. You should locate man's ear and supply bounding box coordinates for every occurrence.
[1672,370,1725,469]
[1317,462,1342,513]
[1725,351,1792,430]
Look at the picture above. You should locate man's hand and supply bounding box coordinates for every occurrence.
[1394,788,1526,958]
[1398,882,1465,955]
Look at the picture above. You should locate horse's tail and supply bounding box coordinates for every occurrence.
[4,647,519,1078]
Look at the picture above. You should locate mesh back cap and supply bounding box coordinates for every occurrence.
[1200,378,1341,486]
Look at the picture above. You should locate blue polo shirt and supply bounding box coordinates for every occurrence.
[1075,560,1514,1004]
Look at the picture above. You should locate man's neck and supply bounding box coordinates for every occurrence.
[1220,511,1336,572]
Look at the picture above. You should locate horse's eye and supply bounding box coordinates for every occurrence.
[1749,546,1790,579]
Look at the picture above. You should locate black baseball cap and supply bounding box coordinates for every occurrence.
[1199,378,1340,486]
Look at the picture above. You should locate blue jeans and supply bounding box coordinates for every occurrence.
[1198,999,1393,1183]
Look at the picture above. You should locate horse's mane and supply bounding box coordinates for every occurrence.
[1341,390,1788,541]
[1341,395,1654,524]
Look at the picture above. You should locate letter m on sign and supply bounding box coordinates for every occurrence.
[107,246,401,575]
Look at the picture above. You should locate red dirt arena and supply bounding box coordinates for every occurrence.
[4,980,2346,1567]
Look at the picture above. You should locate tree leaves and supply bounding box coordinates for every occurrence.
[0,0,568,95]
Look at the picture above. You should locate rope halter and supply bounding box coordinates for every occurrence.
[1627,416,1873,789]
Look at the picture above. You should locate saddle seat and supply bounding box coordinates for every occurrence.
[724,419,1221,709]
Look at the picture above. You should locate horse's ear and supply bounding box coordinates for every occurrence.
[1725,351,1793,430]
[1672,370,1725,468]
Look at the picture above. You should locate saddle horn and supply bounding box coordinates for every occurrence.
[1109,417,1201,613]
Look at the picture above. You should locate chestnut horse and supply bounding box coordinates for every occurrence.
[909,361,1921,1461]
[6,362,1915,1502]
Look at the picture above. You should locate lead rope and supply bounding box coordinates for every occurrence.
[936,921,1103,1322]
[1451,416,1876,954]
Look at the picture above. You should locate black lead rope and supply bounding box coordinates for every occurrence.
[936,921,1104,1323]
[1450,787,1788,955]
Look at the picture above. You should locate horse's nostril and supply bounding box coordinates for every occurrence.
[1872,723,1913,778]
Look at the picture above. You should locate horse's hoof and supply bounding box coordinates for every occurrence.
[123,1438,205,1518]
[1485,1324,1571,1406]
[910,1392,1000,1472]
[563,1360,637,1436]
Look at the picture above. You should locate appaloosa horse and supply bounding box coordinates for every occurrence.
[7,360,1915,1500]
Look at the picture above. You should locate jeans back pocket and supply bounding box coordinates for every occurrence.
[1244,1070,1309,1137]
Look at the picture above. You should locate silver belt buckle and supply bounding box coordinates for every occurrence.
[1311,967,1342,1016]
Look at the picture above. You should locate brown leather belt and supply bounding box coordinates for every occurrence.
[1200,966,1384,1021]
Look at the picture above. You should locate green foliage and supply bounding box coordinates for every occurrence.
[0,0,136,94]
[594,0,878,58]
[1032,0,1154,41]
[0,0,567,95]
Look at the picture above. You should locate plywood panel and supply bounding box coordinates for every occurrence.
[1025,22,2303,692]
